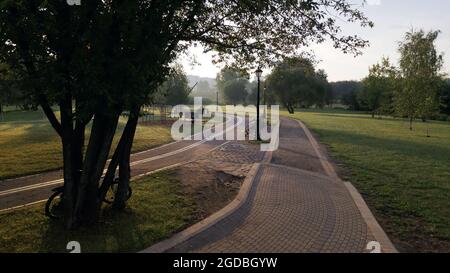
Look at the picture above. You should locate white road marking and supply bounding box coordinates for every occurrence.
[0,141,232,214]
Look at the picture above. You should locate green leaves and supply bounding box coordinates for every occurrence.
[395,29,444,122]
[360,57,398,116]
[266,56,330,111]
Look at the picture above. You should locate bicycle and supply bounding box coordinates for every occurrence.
[45,177,132,219]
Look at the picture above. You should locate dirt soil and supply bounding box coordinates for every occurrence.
[175,141,264,220]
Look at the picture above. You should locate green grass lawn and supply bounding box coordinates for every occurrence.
[0,170,197,253]
[0,110,48,122]
[284,109,450,252]
[0,112,173,179]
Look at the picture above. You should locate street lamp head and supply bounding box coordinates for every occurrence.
[255,68,263,79]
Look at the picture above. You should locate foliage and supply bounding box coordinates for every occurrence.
[155,65,192,106]
[330,81,363,106]
[395,30,444,129]
[341,90,361,110]
[0,62,25,111]
[191,80,216,103]
[216,66,249,105]
[360,57,398,117]
[222,78,249,105]
[266,57,330,113]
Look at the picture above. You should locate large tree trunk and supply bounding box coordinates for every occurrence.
[60,96,76,229]
[409,117,413,131]
[72,112,120,227]
[285,103,295,114]
[98,107,139,205]
[113,106,139,209]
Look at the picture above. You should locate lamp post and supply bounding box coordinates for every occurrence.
[216,90,219,112]
[263,81,267,117]
[255,68,263,141]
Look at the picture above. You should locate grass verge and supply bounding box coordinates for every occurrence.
[0,170,197,253]
[284,109,450,252]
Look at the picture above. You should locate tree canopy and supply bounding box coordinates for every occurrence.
[395,29,444,129]
[222,78,248,105]
[216,66,249,105]
[266,57,330,113]
[155,65,192,106]
[360,57,397,117]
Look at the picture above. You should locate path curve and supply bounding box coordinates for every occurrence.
[144,117,397,253]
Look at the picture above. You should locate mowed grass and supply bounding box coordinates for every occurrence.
[0,110,48,122]
[0,170,197,253]
[0,112,173,179]
[284,109,450,253]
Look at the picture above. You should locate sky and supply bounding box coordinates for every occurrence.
[180,0,450,82]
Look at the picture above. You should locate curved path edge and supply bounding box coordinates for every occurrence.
[295,119,398,253]
[141,151,272,253]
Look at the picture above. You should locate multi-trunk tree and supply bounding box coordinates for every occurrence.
[0,0,372,229]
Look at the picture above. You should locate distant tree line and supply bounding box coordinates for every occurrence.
[213,58,333,113]
[0,62,33,113]
[331,29,449,128]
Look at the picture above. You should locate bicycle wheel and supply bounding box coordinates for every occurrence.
[45,189,64,219]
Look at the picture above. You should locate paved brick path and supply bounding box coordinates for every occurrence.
[165,117,378,253]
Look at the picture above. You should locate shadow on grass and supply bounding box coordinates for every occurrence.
[315,128,450,163]
[38,208,149,253]
[314,113,450,126]
[22,171,197,253]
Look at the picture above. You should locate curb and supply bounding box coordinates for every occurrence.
[294,118,398,253]
[344,182,398,253]
[295,119,339,179]
[140,160,264,253]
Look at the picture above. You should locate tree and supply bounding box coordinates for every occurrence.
[157,66,192,106]
[439,79,450,116]
[330,81,363,106]
[216,66,249,105]
[315,69,332,108]
[192,80,215,102]
[223,79,248,105]
[266,57,329,113]
[0,0,372,229]
[360,58,398,117]
[395,30,444,130]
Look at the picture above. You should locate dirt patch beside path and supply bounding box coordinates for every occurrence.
[175,141,264,220]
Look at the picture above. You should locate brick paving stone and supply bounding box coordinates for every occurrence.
[167,118,376,253]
